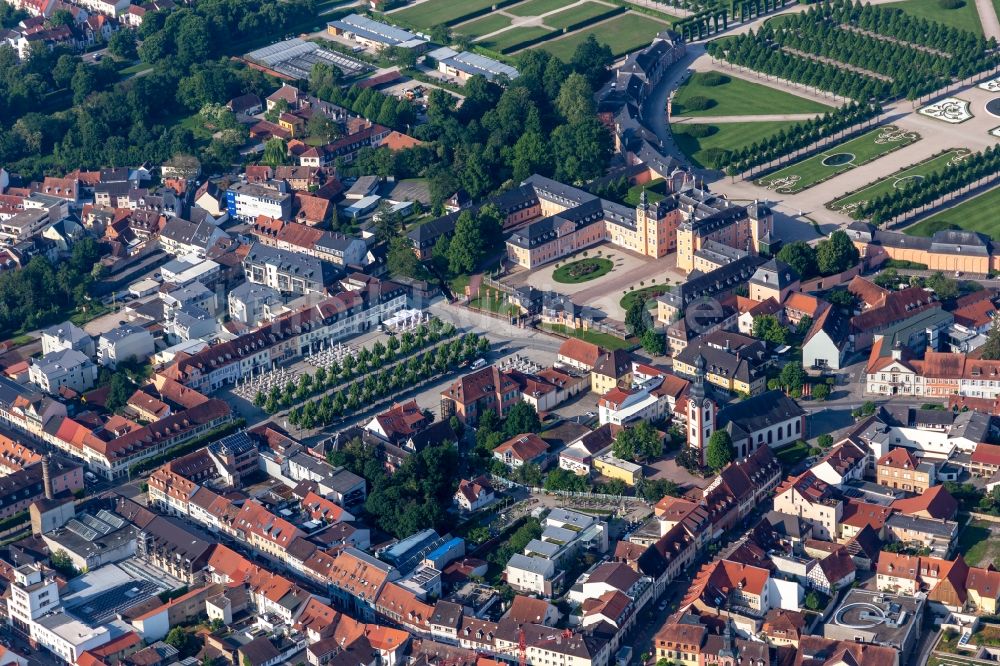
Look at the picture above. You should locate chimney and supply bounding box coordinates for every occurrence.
[42,456,53,500]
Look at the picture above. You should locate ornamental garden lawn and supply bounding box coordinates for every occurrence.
[904,183,1000,239]
[391,0,499,29]
[673,121,796,169]
[479,26,557,51]
[507,0,581,15]
[537,12,673,59]
[886,0,983,35]
[544,1,616,30]
[553,257,613,283]
[827,149,968,218]
[672,71,831,117]
[455,13,514,39]
[756,125,919,194]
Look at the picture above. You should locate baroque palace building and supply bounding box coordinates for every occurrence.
[849,222,1000,274]
[504,176,774,270]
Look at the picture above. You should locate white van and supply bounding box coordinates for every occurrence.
[470,358,487,370]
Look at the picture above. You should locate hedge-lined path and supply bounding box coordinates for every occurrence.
[451,0,618,42]
[673,113,821,123]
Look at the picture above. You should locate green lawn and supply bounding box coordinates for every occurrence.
[956,519,1000,567]
[905,183,1000,238]
[827,149,969,219]
[469,293,521,317]
[541,324,633,350]
[391,0,498,28]
[757,125,920,194]
[552,257,614,283]
[672,71,830,117]
[624,180,667,206]
[6,334,34,347]
[536,12,672,59]
[620,285,670,311]
[507,0,576,16]
[456,13,513,38]
[884,0,983,35]
[481,26,556,51]
[119,61,152,76]
[544,2,615,29]
[673,121,796,169]
[774,440,811,466]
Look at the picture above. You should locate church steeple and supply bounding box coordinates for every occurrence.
[690,353,707,406]
[687,352,716,466]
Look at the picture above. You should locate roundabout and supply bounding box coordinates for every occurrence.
[987,98,1000,118]
[821,153,855,167]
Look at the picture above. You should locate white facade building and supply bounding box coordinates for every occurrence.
[97,325,154,369]
[28,349,97,395]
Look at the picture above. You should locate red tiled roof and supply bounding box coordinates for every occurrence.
[973,442,1000,467]
[877,447,918,470]
[382,131,423,151]
[840,500,892,530]
[376,582,434,630]
[494,433,548,462]
[302,491,346,523]
[953,298,996,329]
[848,276,889,309]
[557,338,603,367]
[891,484,958,520]
[506,596,552,625]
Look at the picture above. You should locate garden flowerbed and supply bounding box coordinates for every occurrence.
[553,257,613,284]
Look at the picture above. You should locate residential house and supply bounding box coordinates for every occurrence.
[439,366,521,426]
[493,434,548,469]
[454,477,495,513]
[803,307,850,371]
[876,448,935,494]
[28,349,97,395]
[41,321,94,358]
[97,325,154,369]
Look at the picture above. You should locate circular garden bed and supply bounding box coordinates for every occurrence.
[821,153,855,167]
[553,257,613,284]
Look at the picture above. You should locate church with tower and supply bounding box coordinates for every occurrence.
[686,354,808,465]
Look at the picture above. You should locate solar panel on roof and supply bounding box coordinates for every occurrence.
[67,519,99,542]
[96,510,125,530]
[80,514,113,535]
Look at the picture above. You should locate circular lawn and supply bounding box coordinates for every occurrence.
[553,257,613,284]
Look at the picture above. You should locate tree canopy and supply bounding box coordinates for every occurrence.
[752,314,787,345]
[816,230,860,276]
[706,430,734,471]
[612,421,662,462]
[777,241,818,280]
[503,402,542,438]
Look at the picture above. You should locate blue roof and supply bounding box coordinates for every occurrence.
[425,536,464,562]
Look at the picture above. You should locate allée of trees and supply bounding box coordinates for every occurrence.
[701,101,881,172]
[858,145,1000,224]
[709,0,996,104]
